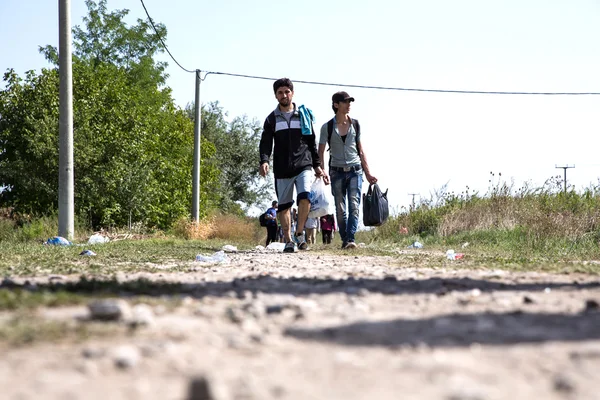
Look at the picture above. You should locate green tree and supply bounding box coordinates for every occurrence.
[0,0,219,229]
[186,101,272,215]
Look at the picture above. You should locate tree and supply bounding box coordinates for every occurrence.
[0,0,220,229]
[185,101,272,215]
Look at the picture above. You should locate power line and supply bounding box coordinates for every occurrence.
[138,0,194,74]
[138,0,600,95]
[203,71,600,95]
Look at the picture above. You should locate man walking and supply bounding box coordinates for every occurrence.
[318,91,377,249]
[259,78,328,253]
[265,200,278,247]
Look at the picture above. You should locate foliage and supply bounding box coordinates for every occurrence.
[361,173,600,258]
[0,0,220,230]
[185,101,272,215]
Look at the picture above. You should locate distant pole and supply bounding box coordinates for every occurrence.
[555,164,575,194]
[191,70,201,222]
[408,193,419,211]
[58,0,74,239]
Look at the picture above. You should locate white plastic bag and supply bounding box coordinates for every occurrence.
[88,233,109,244]
[308,178,330,218]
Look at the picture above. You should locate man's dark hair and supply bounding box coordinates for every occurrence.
[273,78,293,94]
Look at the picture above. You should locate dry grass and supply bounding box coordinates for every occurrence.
[172,213,260,243]
[438,196,600,240]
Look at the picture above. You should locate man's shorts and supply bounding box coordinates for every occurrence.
[275,169,313,211]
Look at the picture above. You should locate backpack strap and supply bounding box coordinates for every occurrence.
[352,118,360,145]
[328,118,360,149]
[327,119,334,150]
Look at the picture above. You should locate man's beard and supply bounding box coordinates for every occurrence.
[279,98,291,107]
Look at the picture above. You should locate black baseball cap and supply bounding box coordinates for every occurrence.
[332,91,355,103]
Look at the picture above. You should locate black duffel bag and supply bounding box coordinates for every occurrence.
[362,183,389,226]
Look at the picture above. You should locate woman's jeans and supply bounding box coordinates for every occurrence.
[330,168,363,244]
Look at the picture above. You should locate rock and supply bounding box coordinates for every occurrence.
[128,303,155,328]
[113,345,140,369]
[584,299,599,312]
[187,376,215,400]
[81,346,106,359]
[553,374,575,393]
[523,295,535,304]
[88,299,132,321]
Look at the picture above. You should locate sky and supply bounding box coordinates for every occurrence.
[2,0,600,214]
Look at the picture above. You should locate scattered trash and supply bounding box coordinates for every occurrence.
[222,244,238,253]
[88,233,109,244]
[45,236,72,246]
[266,242,285,251]
[255,245,265,250]
[462,242,470,248]
[195,250,228,264]
[544,287,552,293]
[79,250,97,256]
[399,226,409,235]
[407,241,423,249]
[446,249,464,260]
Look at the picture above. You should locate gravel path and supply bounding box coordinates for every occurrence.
[1,250,600,399]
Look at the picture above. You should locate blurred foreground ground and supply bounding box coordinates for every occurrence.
[1,250,599,399]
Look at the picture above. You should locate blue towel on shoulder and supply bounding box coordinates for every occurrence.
[298,104,315,136]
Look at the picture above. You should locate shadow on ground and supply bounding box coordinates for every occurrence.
[1,275,599,298]
[284,310,600,347]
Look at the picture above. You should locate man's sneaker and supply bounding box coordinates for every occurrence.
[344,241,357,249]
[283,241,296,253]
[295,232,308,250]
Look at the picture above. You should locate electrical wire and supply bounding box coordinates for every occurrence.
[139,0,600,95]
[204,71,600,95]
[139,0,195,74]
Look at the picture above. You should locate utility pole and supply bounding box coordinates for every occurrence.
[408,193,419,211]
[555,164,575,194]
[58,0,74,239]
[191,70,202,222]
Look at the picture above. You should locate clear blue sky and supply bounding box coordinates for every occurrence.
[2,0,600,213]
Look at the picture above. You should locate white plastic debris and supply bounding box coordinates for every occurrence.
[195,250,229,264]
[88,233,109,244]
[266,242,285,251]
[222,244,238,253]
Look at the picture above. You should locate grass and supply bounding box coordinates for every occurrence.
[0,312,127,347]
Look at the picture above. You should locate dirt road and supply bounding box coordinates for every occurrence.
[1,249,600,399]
